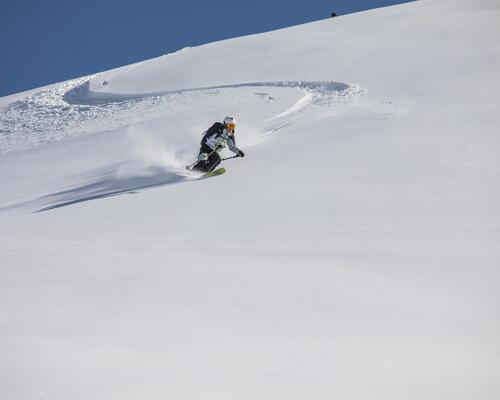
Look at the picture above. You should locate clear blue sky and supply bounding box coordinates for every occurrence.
[0,0,414,97]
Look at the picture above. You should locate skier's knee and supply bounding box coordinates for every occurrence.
[198,153,209,162]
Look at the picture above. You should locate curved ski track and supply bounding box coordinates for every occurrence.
[0,78,360,155]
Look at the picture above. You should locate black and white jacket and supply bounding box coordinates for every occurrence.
[201,122,240,154]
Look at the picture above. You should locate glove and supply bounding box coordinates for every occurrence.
[238,150,245,158]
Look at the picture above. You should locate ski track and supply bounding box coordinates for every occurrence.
[0,163,209,213]
[0,78,364,211]
[0,78,361,156]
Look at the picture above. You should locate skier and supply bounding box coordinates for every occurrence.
[191,116,245,172]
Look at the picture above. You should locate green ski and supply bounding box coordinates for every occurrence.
[202,167,226,178]
[203,168,226,178]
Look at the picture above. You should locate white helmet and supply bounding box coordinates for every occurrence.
[223,116,236,126]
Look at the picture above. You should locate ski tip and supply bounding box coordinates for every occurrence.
[212,167,226,175]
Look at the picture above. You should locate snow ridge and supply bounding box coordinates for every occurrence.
[0,79,360,155]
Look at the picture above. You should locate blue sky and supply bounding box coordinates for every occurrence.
[0,0,413,97]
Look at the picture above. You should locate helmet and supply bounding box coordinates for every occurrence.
[223,116,236,132]
[223,116,236,125]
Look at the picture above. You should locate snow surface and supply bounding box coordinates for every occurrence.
[1,0,500,398]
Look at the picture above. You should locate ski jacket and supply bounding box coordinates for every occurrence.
[201,122,240,154]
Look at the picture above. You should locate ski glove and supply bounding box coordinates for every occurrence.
[238,150,245,157]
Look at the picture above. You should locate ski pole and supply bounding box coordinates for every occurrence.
[221,155,240,161]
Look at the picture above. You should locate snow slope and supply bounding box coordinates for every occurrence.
[1,0,500,399]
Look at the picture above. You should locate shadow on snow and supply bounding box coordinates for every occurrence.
[36,166,193,212]
[0,165,199,213]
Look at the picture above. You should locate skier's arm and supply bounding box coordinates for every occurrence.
[227,137,244,157]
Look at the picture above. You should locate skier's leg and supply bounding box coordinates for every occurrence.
[192,157,207,171]
[205,152,221,172]
[192,145,212,171]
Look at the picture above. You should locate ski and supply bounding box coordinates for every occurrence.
[201,167,226,178]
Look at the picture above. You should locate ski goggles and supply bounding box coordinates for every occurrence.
[226,123,236,131]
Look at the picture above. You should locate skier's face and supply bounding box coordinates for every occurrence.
[226,123,236,134]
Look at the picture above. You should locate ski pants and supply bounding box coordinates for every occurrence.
[194,144,221,172]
